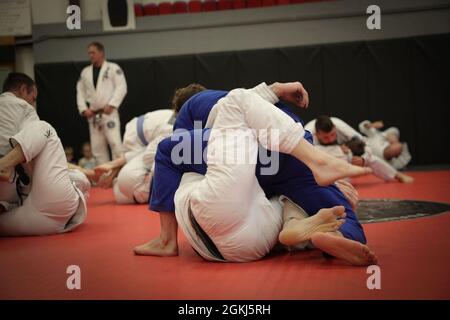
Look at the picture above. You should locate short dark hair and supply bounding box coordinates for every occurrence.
[345,137,366,157]
[171,83,206,113]
[2,72,35,93]
[315,115,334,133]
[88,41,104,53]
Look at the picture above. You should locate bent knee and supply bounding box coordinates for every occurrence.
[117,171,141,198]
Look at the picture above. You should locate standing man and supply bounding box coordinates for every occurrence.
[76,42,127,164]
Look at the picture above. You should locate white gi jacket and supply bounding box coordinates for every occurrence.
[76,60,127,113]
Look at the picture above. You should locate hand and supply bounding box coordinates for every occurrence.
[270,82,309,108]
[335,179,359,210]
[371,121,384,129]
[81,168,96,181]
[104,105,114,115]
[97,171,115,189]
[93,163,114,181]
[340,144,351,154]
[351,156,365,167]
[83,109,94,118]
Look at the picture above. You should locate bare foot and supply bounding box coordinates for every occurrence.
[311,232,378,266]
[133,237,178,257]
[396,172,414,184]
[293,139,372,186]
[311,158,372,186]
[279,206,346,246]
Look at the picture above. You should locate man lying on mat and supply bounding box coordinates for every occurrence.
[305,115,413,184]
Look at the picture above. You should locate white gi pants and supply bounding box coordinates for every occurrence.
[174,89,305,262]
[0,121,88,236]
[88,108,123,164]
[113,151,150,204]
[316,144,397,181]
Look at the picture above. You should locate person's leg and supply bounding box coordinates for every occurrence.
[115,152,149,204]
[311,232,378,266]
[0,121,84,236]
[366,154,413,183]
[136,121,283,262]
[67,168,91,199]
[89,119,110,164]
[268,155,377,265]
[134,130,209,256]
[103,109,123,160]
[287,184,377,266]
[113,180,135,204]
[186,106,283,261]
[219,89,371,186]
[279,198,346,247]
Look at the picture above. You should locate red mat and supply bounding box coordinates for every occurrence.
[1,170,449,300]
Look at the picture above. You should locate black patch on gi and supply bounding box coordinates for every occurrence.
[116,68,123,75]
[357,199,450,223]
[107,121,116,129]
[44,129,53,138]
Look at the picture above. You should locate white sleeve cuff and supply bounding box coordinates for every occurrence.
[250,82,279,105]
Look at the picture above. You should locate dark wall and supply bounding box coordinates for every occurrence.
[34,33,450,164]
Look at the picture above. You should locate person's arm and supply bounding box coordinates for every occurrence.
[333,118,363,141]
[76,71,90,116]
[270,81,309,108]
[105,64,127,113]
[248,82,309,109]
[94,156,126,173]
[93,156,126,188]
[359,120,384,137]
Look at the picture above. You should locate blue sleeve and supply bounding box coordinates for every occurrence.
[173,103,194,131]
[274,101,304,125]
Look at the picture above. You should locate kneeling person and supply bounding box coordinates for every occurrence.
[95,109,174,204]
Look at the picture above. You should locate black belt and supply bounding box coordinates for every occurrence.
[188,205,225,261]
[7,140,30,205]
